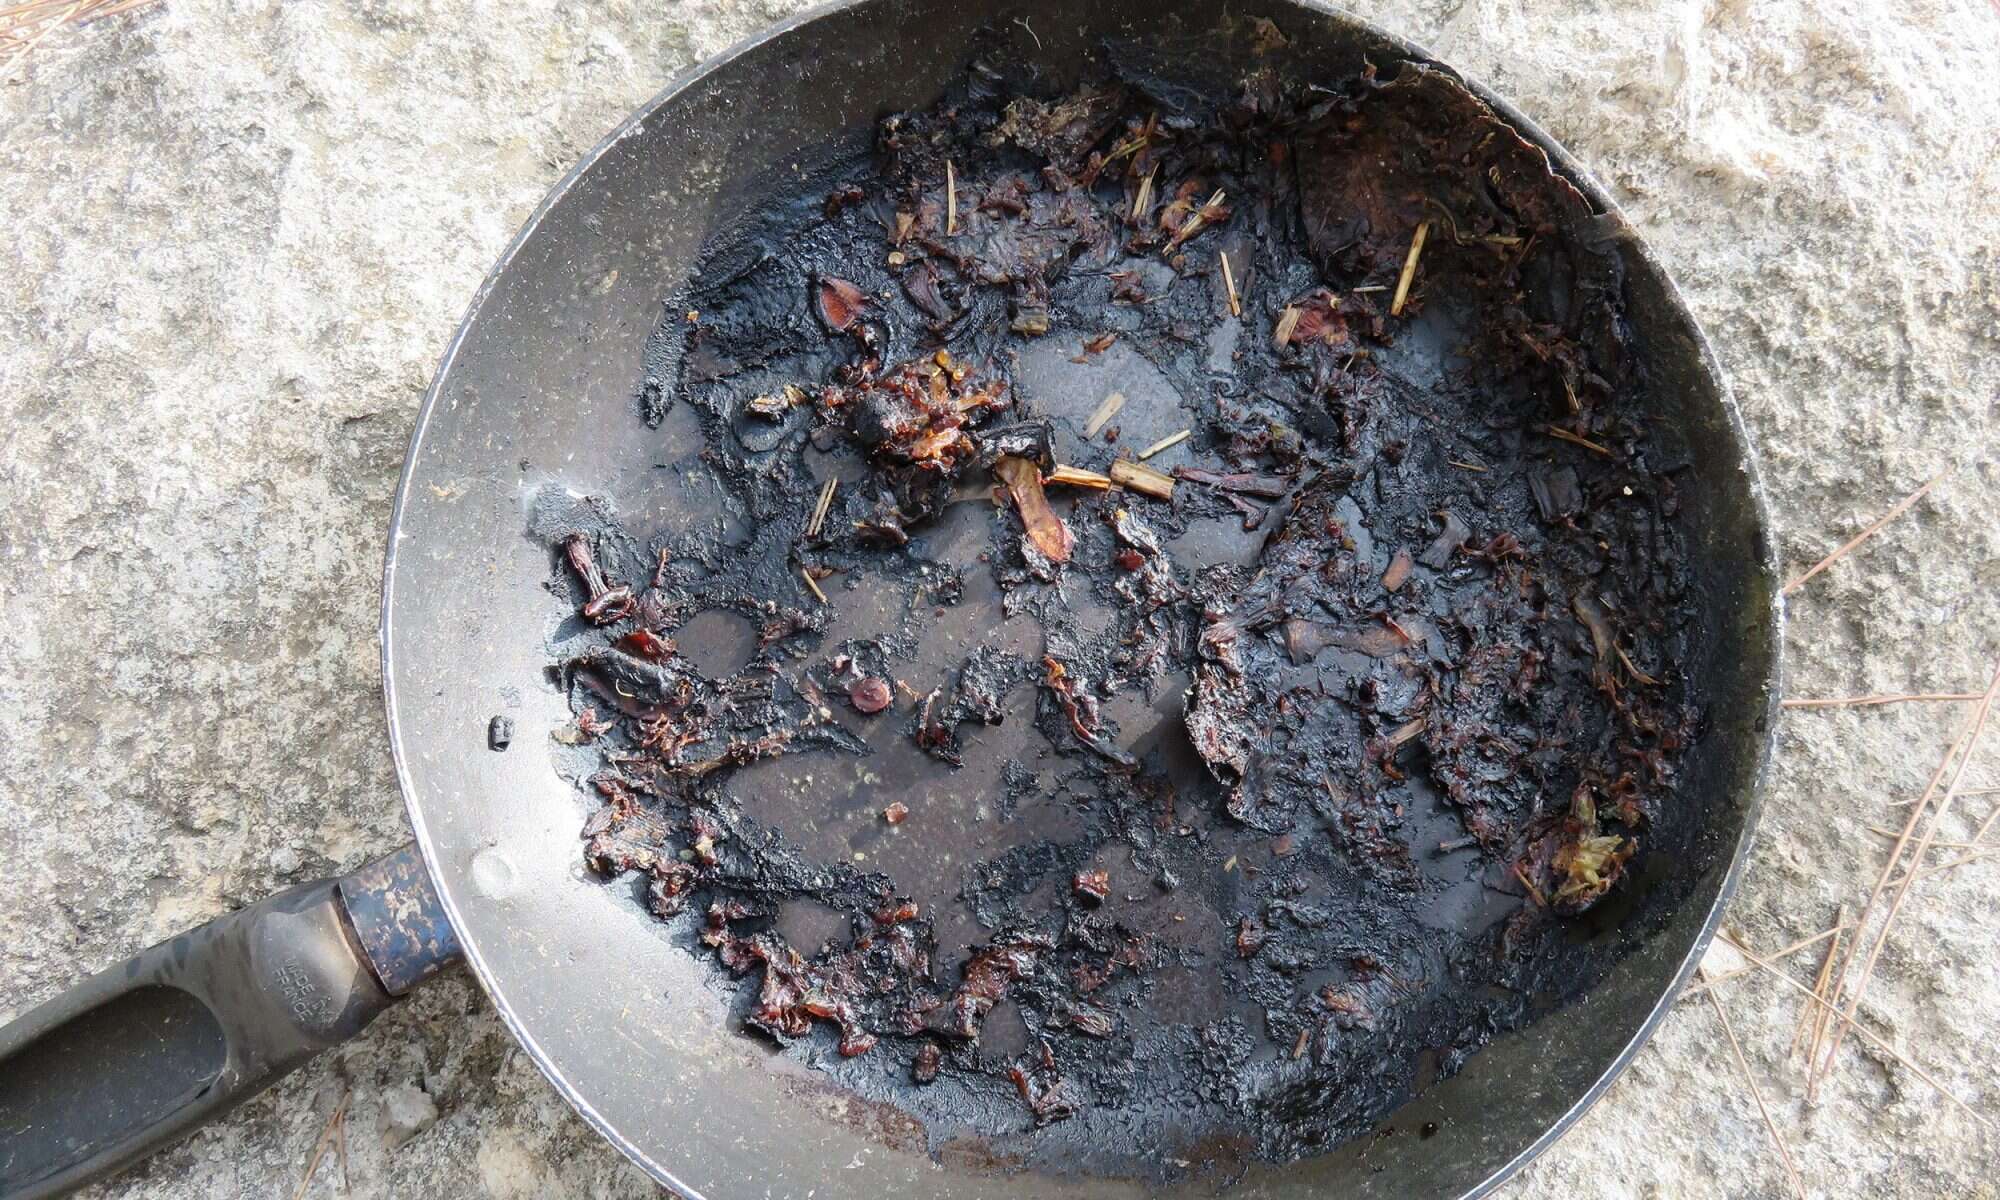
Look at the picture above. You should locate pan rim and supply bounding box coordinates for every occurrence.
[379,2,1785,1196]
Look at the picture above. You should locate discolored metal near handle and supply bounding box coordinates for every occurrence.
[0,845,461,1199]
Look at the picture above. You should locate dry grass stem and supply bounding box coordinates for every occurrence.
[800,568,828,605]
[1782,692,1982,709]
[1815,660,2000,1090]
[1390,220,1431,317]
[1447,459,1489,472]
[1082,391,1126,438]
[1219,251,1241,317]
[291,1090,351,1200]
[1718,931,1994,1131]
[1698,968,1808,1200]
[1136,429,1190,461]
[1783,468,1949,595]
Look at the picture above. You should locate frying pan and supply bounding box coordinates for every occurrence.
[0,0,1782,1196]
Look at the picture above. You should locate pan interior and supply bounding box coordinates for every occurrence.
[383,4,1778,1199]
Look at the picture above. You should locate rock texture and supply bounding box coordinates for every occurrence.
[2,1,1995,1197]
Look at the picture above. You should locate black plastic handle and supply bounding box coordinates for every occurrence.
[0,845,461,1199]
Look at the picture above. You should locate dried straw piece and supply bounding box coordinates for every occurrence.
[1273,305,1302,348]
[1047,465,1113,490]
[805,477,838,539]
[1543,425,1614,457]
[800,567,828,604]
[1219,251,1241,317]
[1131,167,1156,225]
[1109,459,1174,500]
[1390,220,1431,317]
[1082,391,1126,439]
[1511,863,1547,908]
[1784,468,1949,595]
[1783,691,1982,709]
[1697,969,1809,1200]
[1136,429,1190,461]
[945,160,959,235]
[1166,189,1226,251]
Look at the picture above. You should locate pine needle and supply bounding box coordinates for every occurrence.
[1813,659,2000,1091]
[0,0,152,77]
[1719,931,1994,1131]
[1680,922,1847,995]
[291,1090,351,1200]
[1807,712,1977,1093]
[1783,468,1949,595]
[1697,969,1808,1200]
[1790,906,1847,1059]
[1782,692,1981,709]
[1543,425,1614,456]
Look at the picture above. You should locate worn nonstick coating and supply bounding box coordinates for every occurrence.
[383,1,1782,1196]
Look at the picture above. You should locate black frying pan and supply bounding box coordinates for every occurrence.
[0,1,1782,1197]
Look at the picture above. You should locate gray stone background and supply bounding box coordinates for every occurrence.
[3,0,1996,1196]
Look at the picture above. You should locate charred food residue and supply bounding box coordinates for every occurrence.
[538,48,1702,1176]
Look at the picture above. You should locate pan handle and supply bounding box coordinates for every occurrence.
[0,844,461,1199]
